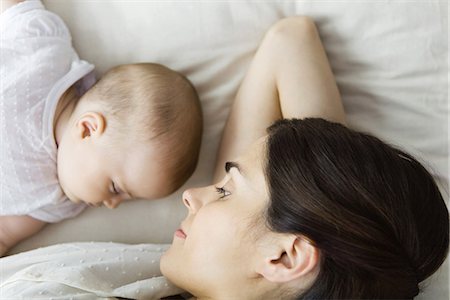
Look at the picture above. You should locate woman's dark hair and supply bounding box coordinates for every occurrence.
[265,118,449,299]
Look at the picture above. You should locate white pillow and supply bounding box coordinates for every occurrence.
[296,1,448,185]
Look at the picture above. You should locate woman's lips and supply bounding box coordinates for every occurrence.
[175,229,187,239]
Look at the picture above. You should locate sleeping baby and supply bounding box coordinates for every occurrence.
[0,0,203,256]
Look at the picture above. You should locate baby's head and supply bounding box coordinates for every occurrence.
[57,63,202,208]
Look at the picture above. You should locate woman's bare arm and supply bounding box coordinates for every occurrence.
[214,16,345,181]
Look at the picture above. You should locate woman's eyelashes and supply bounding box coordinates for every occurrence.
[215,186,231,199]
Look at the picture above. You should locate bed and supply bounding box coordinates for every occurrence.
[4,1,448,299]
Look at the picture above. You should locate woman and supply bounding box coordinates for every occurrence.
[160,17,449,299]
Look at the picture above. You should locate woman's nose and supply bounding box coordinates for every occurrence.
[182,188,200,212]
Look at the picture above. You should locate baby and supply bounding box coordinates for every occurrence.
[0,0,202,255]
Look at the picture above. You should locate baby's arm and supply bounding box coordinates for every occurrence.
[0,215,46,256]
[0,0,24,14]
[214,16,345,181]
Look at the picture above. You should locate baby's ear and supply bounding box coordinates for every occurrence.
[76,112,105,139]
[257,234,319,284]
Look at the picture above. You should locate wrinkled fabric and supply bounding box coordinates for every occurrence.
[0,242,183,299]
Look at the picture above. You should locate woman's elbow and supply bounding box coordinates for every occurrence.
[266,16,319,46]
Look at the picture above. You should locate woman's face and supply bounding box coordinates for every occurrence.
[161,139,271,298]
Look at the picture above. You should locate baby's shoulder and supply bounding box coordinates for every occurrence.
[1,0,71,42]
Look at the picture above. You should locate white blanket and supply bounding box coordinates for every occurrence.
[0,243,183,299]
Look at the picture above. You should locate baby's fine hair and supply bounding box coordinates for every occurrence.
[83,63,202,192]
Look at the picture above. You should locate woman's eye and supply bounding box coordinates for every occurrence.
[215,186,231,199]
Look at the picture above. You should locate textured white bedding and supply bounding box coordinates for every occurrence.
[1,243,182,299]
[7,1,448,299]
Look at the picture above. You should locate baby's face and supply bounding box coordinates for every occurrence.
[57,135,172,208]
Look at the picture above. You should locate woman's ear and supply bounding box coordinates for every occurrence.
[257,235,319,284]
[75,112,106,139]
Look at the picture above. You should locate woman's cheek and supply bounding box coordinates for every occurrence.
[188,208,241,260]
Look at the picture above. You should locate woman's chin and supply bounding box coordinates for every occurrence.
[160,249,189,292]
[160,246,175,278]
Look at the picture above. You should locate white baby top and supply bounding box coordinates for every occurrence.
[0,0,95,222]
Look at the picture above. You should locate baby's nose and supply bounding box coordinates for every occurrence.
[103,197,122,209]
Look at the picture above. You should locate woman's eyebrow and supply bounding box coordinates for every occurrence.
[225,161,241,174]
